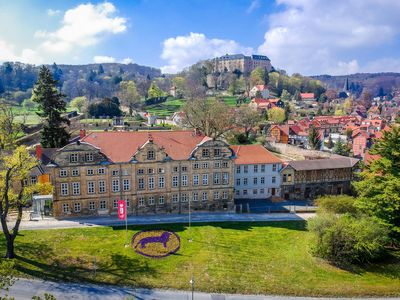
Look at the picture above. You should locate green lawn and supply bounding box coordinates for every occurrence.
[2,221,399,296]
[145,98,186,117]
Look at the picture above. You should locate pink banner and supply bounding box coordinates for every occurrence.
[118,200,126,220]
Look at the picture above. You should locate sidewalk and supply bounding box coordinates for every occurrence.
[6,278,398,300]
[13,212,315,231]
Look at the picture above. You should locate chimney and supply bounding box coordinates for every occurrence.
[36,144,42,161]
[80,129,86,140]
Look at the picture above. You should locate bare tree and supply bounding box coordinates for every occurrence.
[182,98,234,139]
[235,106,262,138]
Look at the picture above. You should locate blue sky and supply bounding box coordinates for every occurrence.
[1,0,400,75]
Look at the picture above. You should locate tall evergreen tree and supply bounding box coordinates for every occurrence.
[333,137,349,156]
[98,64,104,74]
[308,125,322,150]
[32,66,70,148]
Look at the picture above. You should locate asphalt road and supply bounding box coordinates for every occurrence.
[15,212,315,230]
[4,278,399,300]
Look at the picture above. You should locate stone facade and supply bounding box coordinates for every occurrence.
[47,133,235,218]
[213,54,272,74]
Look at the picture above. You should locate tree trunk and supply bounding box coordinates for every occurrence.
[5,237,15,259]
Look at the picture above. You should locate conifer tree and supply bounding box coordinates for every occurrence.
[308,125,322,150]
[333,137,349,156]
[32,66,70,148]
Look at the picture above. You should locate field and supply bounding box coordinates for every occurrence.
[145,98,186,117]
[144,96,245,118]
[2,221,400,296]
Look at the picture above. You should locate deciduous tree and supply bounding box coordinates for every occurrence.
[267,107,285,124]
[69,96,87,113]
[182,98,234,140]
[119,81,141,116]
[235,106,261,138]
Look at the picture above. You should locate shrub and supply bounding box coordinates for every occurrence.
[315,195,358,215]
[308,213,389,265]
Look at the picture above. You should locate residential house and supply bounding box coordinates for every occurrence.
[231,145,282,199]
[268,125,289,143]
[249,85,270,98]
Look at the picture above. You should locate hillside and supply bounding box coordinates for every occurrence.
[311,72,400,96]
[0,62,161,102]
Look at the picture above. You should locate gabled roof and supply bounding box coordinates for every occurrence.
[81,131,209,162]
[287,157,359,171]
[270,124,289,136]
[254,85,268,91]
[230,145,282,165]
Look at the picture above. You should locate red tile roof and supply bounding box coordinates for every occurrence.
[300,93,315,99]
[231,145,282,165]
[81,130,209,162]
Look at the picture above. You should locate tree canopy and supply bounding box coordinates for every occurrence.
[182,98,234,140]
[32,66,70,148]
[354,126,400,242]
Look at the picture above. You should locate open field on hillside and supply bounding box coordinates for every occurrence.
[1,221,399,296]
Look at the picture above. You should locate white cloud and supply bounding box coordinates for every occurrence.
[93,55,116,63]
[247,0,260,13]
[0,39,42,64]
[47,9,61,16]
[37,2,127,54]
[161,32,253,73]
[121,57,133,64]
[0,2,127,65]
[258,0,400,75]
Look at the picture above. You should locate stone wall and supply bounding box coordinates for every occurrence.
[265,142,335,160]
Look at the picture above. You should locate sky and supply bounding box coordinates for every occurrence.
[1,0,400,75]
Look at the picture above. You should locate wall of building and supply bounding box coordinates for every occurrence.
[234,163,282,199]
[50,140,235,217]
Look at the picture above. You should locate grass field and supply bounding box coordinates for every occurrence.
[145,98,186,117]
[2,221,400,296]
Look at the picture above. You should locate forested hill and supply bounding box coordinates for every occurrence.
[0,62,161,103]
[311,72,400,96]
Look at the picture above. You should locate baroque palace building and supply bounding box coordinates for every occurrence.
[213,54,272,74]
[41,130,235,217]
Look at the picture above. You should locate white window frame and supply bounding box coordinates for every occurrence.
[89,201,96,211]
[99,180,106,193]
[202,174,208,185]
[100,200,107,210]
[63,203,69,213]
[172,176,178,187]
[123,179,130,191]
[159,196,165,204]
[61,183,68,196]
[148,177,155,190]
[72,169,79,176]
[72,182,80,195]
[159,177,165,188]
[59,169,68,177]
[138,178,145,190]
[98,168,105,175]
[193,174,199,186]
[87,181,95,194]
[112,179,120,192]
[74,202,81,213]
[182,174,188,187]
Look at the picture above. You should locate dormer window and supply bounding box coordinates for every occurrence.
[214,149,221,157]
[70,153,78,163]
[85,153,94,162]
[147,150,155,160]
[202,149,209,157]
